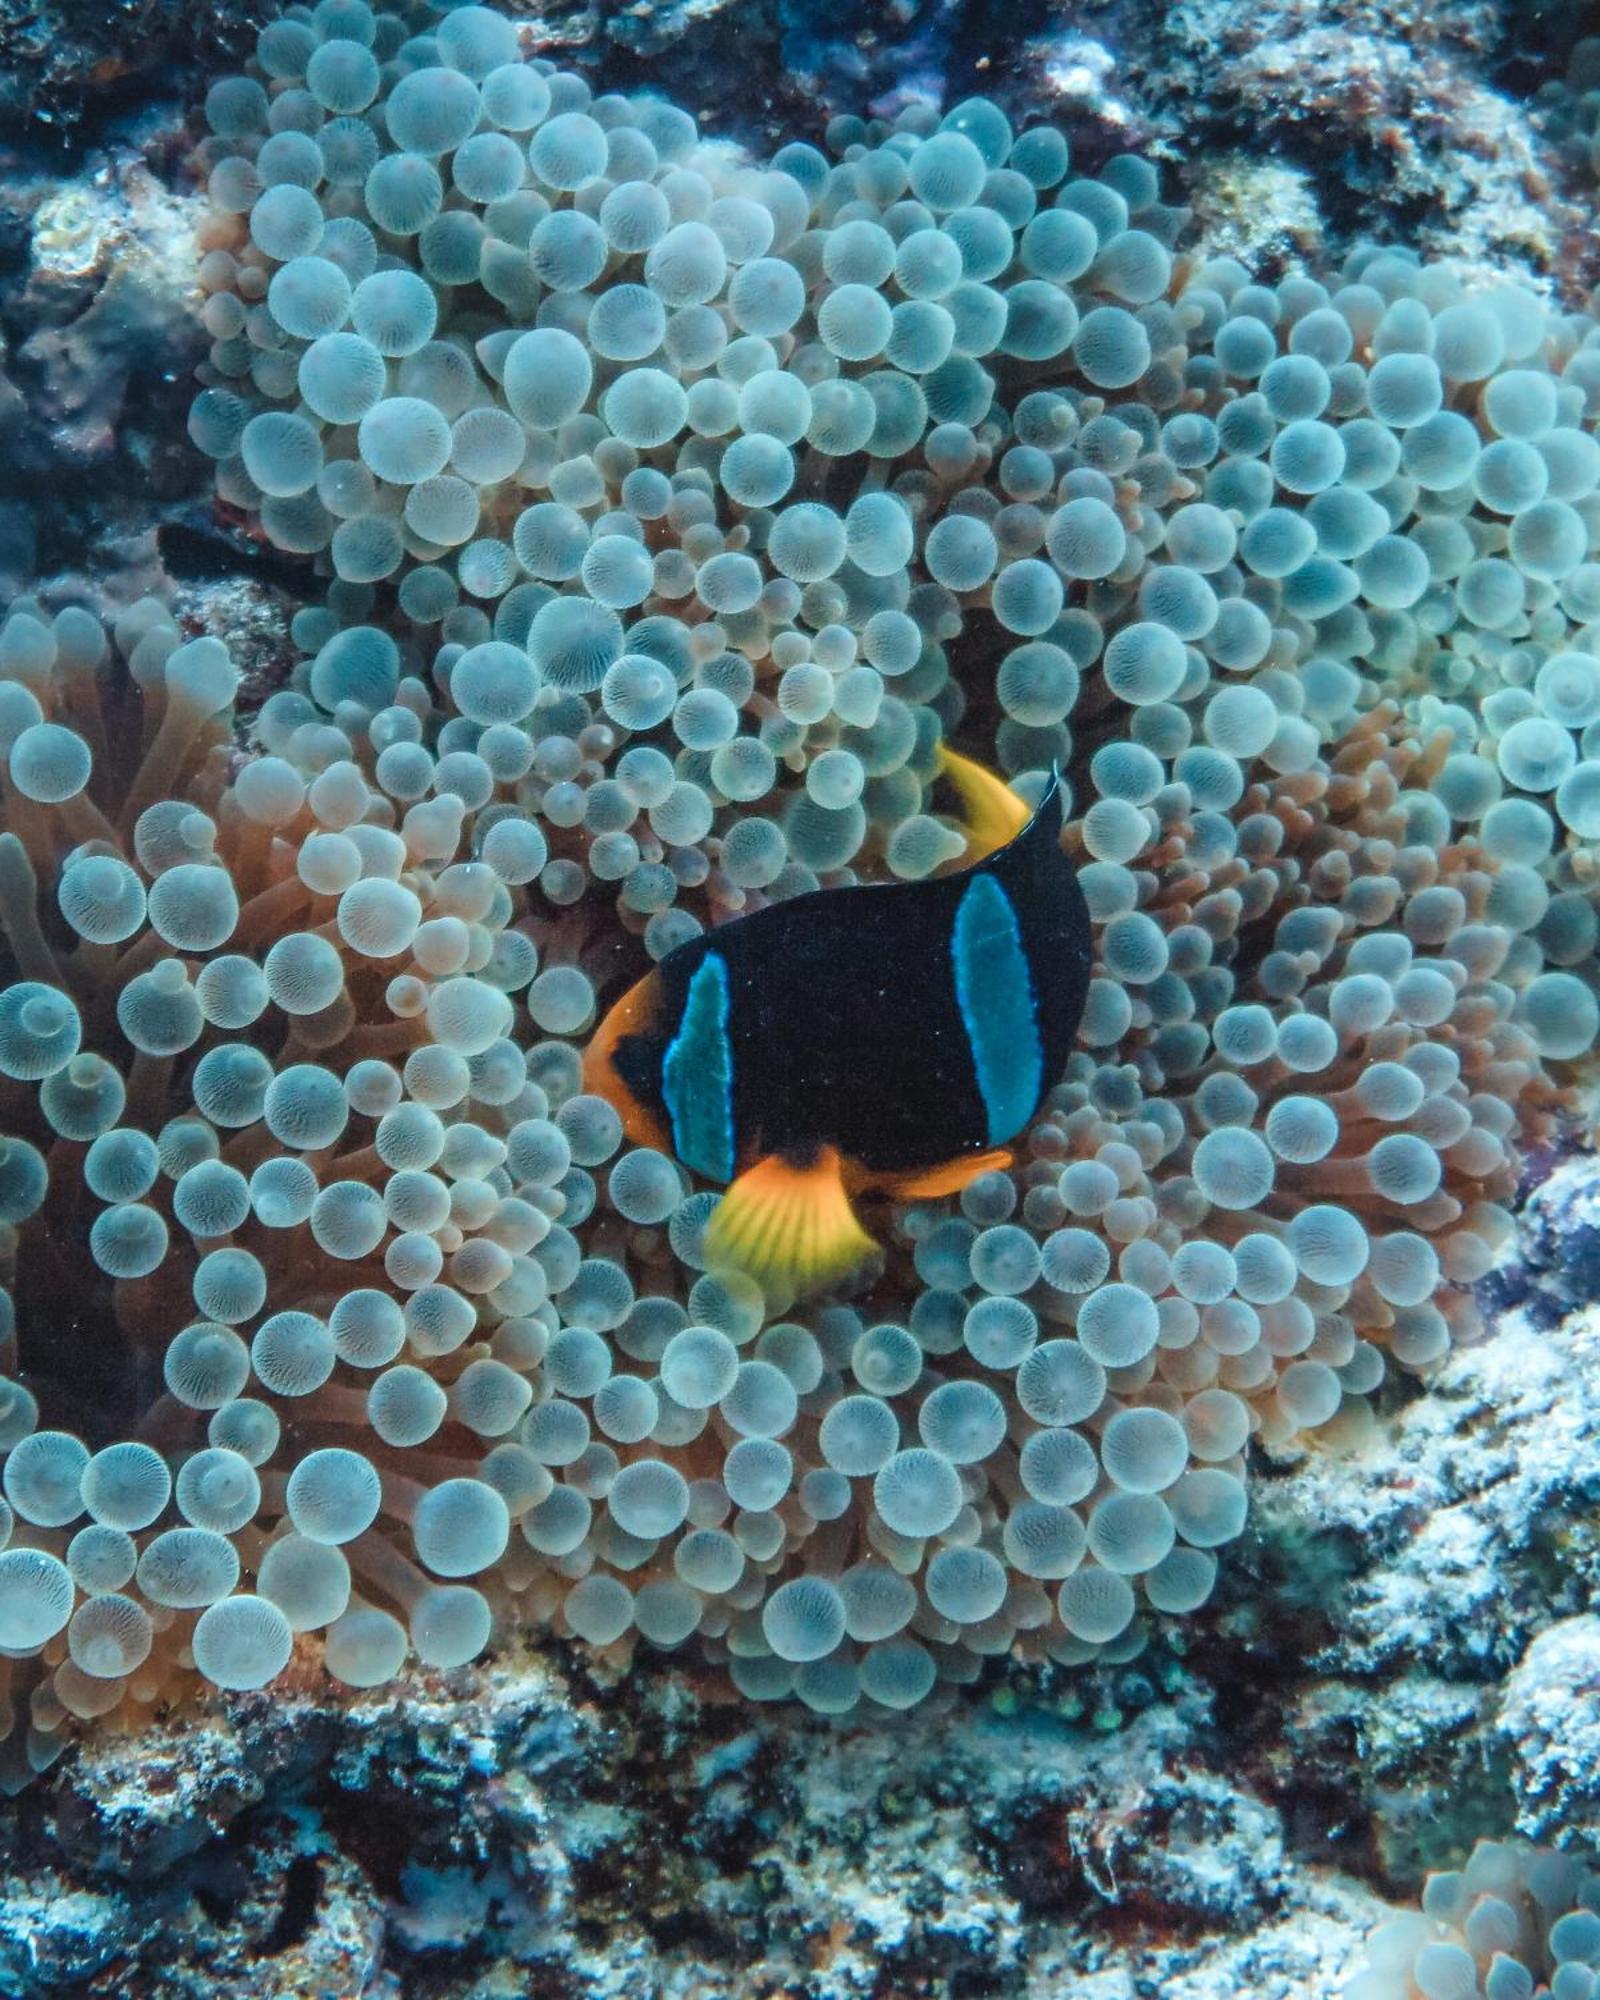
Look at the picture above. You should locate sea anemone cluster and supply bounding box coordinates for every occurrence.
[1347,1840,1600,2000]
[1536,40,1600,194]
[0,0,1595,1758]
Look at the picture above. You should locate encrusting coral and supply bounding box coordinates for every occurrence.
[0,0,1596,1771]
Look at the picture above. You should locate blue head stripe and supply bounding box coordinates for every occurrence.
[951,873,1043,1146]
[661,953,737,1183]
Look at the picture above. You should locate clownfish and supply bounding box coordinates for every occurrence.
[585,750,1093,1302]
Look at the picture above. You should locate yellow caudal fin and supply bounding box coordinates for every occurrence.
[879,1147,1014,1202]
[704,1148,875,1306]
[935,745,1030,862]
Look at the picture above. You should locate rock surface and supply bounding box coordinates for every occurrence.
[0,1633,1386,1997]
[1214,1156,1600,1886]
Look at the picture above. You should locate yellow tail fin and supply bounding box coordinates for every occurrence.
[704,1148,875,1306]
[935,745,1030,862]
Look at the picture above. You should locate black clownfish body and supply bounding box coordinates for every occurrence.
[585,755,1092,1300]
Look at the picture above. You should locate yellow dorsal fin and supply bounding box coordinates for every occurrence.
[704,1148,875,1307]
[935,745,1030,862]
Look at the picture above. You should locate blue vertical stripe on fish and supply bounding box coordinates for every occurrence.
[951,873,1043,1147]
[660,952,736,1182]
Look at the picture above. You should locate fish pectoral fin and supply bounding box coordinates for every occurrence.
[879,1147,1015,1202]
[705,1147,875,1303]
[935,745,1030,863]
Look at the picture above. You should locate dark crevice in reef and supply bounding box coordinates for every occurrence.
[314,1795,410,1908]
[0,189,29,286]
[558,0,801,154]
[553,0,1067,156]
[1504,0,1600,84]
[14,1246,145,1450]
[255,1853,324,1958]
[0,1,269,162]
[0,80,199,161]
[0,337,209,591]
[939,0,1063,96]
[983,1801,1118,1922]
[1209,1685,1386,1888]
[156,518,320,596]
[0,873,164,1446]
[1179,121,1442,253]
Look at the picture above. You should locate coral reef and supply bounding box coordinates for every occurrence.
[1132,0,1570,271]
[0,0,266,145]
[0,116,214,602]
[0,1629,1383,1997]
[1500,1614,1600,1847]
[1200,1216,1600,1884]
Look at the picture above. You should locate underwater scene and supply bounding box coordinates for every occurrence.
[1,0,1600,1991]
